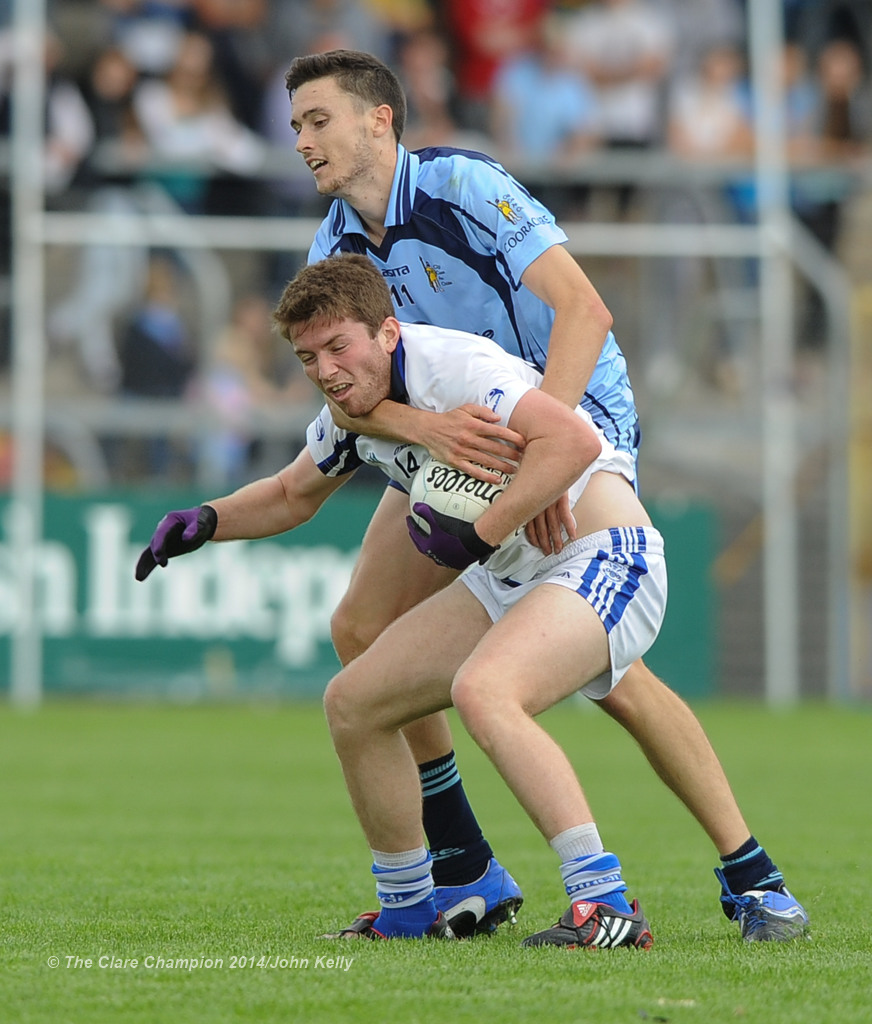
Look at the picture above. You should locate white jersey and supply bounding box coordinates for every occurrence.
[306,322,635,583]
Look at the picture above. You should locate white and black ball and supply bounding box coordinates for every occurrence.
[408,457,510,531]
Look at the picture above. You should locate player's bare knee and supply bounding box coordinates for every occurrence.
[450,670,504,750]
[321,673,342,730]
[329,601,380,666]
[322,670,363,743]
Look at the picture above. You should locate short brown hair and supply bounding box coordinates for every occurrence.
[273,254,395,342]
[285,49,406,142]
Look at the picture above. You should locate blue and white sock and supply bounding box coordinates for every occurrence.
[550,824,633,914]
[371,847,438,937]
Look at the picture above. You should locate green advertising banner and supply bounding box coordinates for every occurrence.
[0,490,715,700]
[1,489,380,701]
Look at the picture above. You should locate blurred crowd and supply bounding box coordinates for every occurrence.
[0,0,870,487]
[0,1,866,194]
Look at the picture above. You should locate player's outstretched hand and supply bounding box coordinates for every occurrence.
[135,504,218,581]
[423,406,523,483]
[406,503,497,571]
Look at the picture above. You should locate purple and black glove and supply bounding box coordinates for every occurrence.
[406,503,497,571]
[135,504,218,581]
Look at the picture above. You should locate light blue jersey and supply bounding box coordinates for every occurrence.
[308,145,640,464]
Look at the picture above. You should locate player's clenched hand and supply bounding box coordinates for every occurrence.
[406,503,496,571]
[421,406,523,483]
[135,504,218,581]
[524,492,577,555]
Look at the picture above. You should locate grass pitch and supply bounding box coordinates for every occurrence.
[0,700,869,1024]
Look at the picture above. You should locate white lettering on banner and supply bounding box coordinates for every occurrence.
[270,547,353,665]
[0,503,358,667]
[0,504,77,634]
[85,504,134,634]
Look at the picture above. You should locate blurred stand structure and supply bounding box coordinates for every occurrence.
[1,0,870,705]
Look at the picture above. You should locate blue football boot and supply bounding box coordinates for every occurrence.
[434,857,523,937]
[715,868,810,941]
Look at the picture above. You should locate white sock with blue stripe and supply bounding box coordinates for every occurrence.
[550,824,633,914]
[370,846,438,937]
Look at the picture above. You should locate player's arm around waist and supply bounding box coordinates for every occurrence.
[474,389,601,548]
[209,448,346,541]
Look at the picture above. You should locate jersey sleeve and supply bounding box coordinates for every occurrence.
[305,406,363,477]
[453,154,568,288]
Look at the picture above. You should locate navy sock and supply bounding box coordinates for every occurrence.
[719,835,784,914]
[419,751,493,887]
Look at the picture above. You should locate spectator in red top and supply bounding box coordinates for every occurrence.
[439,0,549,133]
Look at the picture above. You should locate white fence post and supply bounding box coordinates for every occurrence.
[9,0,47,708]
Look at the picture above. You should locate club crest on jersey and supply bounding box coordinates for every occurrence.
[484,388,505,413]
[315,415,326,441]
[418,256,449,292]
[487,195,522,224]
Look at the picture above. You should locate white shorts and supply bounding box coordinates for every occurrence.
[461,527,667,700]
